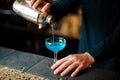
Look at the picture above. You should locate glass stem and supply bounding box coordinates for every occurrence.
[54,51,58,63]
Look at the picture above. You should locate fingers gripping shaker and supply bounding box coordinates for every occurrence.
[12,0,55,25]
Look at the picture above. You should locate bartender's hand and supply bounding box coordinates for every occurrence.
[29,0,51,29]
[51,52,95,77]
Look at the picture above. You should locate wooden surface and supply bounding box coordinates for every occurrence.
[0,46,120,80]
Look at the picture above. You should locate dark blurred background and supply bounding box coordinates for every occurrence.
[0,0,81,59]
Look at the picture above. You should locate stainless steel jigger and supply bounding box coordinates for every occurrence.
[12,0,54,25]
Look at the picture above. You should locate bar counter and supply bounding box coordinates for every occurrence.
[0,46,120,80]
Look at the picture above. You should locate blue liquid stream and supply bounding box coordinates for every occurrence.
[45,42,66,52]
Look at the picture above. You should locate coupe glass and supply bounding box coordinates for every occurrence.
[45,37,66,63]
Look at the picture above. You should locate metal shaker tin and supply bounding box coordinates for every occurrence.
[12,0,54,24]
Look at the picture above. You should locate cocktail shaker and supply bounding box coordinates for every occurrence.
[12,0,55,24]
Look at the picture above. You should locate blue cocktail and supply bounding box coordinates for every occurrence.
[45,37,66,63]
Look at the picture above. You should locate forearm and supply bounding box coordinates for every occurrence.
[88,25,120,61]
[50,0,81,21]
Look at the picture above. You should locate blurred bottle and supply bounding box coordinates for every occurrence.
[12,0,55,25]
